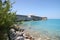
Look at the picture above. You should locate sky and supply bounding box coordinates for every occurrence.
[11,0,60,19]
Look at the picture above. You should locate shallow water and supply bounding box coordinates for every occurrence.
[19,19,60,40]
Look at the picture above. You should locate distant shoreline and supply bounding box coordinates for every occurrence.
[16,15,47,22]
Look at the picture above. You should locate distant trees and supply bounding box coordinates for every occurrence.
[0,0,16,40]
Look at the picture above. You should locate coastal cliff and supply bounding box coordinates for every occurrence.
[41,17,47,20]
[16,15,47,21]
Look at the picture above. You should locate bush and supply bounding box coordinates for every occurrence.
[0,0,16,40]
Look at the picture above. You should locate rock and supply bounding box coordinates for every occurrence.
[10,28,15,32]
[9,28,36,40]
[23,32,31,38]
[16,31,24,36]
[10,28,16,40]
[15,36,24,40]
[24,39,30,40]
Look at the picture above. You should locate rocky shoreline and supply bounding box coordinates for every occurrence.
[9,26,51,40]
[9,27,35,40]
[9,24,60,40]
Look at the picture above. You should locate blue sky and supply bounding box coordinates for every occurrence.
[11,0,60,19]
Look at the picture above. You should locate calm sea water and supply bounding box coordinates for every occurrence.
[20,19,60,37]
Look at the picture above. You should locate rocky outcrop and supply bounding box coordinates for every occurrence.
[9,28,34,40]
[9,27,51,40]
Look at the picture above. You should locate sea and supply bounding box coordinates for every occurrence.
[19,19,60,40]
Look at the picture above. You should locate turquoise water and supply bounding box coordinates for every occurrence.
[21,19,60,37]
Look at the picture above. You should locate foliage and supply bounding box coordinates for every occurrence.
[0,0,16,40]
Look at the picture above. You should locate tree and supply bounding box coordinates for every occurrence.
[0,0,16,40]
